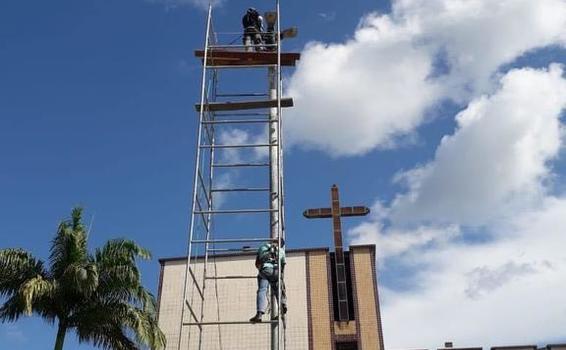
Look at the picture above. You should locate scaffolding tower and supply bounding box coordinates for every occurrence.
[177,2,300,349]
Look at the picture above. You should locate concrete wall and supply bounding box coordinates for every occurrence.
[157,245,384,350]
[157,251,309,350]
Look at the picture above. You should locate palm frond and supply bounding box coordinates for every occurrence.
[0,249,46,298]
[71,207,85,233]
[60,262,99,297]
[96,239,151,263]
[73,301,165,350]
[116,302,166,350]
[96,265,140,304]
[0,294,26,321]
[125,306,163,349]
[135,286,157,314]
[94,239,152,303]
[50,208,89,279]
[0,285,57,323]
[76,319,138,350]
[20,275,56,315]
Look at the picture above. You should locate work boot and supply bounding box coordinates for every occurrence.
[249,312,263,323]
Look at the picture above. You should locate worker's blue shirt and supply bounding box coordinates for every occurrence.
[261,249,285,269]
[257,243,285,270]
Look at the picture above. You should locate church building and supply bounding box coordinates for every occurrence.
[156,243,385,350]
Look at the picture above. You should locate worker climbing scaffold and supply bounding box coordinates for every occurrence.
[176,1,300,349]
[250,240,287,323]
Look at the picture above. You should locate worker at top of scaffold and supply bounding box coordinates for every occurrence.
[242,7,264,52]
[249,239,287,323]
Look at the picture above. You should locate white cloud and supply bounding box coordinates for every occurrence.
[217,128,268,164]
[390,65,566,225]
[349,66,566,348]
[393,0,566,98]
[286,16,441,156]
[288,1,566,344]
[211,173,235,209]
[286,0,566,156]
[217,129,251,164]
[350,204,460,265]
[373,198,566,349]
[287,0,566,347]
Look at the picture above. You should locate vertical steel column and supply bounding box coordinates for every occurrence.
[268,64,279,350]
[277,0,284,347]
[272,0,284,348]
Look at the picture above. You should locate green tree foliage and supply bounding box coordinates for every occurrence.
[0,207,166,350]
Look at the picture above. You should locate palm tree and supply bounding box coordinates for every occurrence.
[0,207,166,350]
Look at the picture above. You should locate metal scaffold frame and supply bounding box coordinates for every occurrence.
[176,1,298,349]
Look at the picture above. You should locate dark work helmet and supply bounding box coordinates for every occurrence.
[247,7,257,14]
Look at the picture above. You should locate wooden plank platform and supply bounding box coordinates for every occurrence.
[195,50,301,67]
[195,98,294,112]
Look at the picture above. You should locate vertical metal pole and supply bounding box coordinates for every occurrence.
[268,63,279,350]
[177,4,213,350]
[277,0,284,347]
[273,0,284,348]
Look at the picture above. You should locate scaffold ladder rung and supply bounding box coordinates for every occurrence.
[215,112,270,116]
[211,187,270,192]
[207,248,254,252]
[205,275,256,279]
[206,64,278,69]
[217,93,269,97]
[183,320,278,326]
[191,238,276,244]
[199,143,277,149]
[212,162,270,168]
[194,209,278,214]
[208,44,278,49]
[202,119,275,125]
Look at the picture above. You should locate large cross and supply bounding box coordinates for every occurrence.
[303,184,370,322]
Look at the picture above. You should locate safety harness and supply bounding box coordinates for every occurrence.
[258,243,278,266]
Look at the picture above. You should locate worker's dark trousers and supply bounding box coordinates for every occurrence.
[256,265,287,313]
[243,27,263,51]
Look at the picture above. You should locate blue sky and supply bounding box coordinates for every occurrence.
[1,0,566,349]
